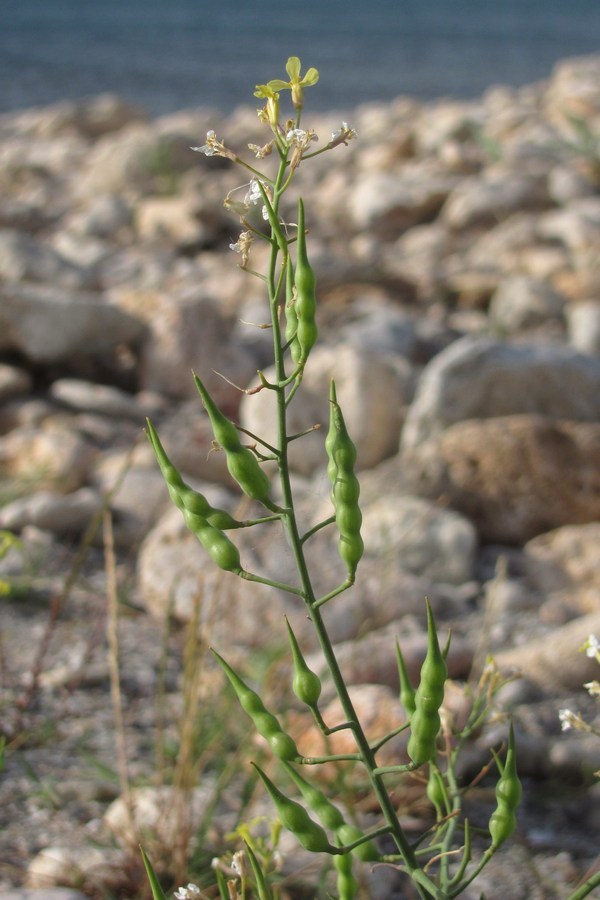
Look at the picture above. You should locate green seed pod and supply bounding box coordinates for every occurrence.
[489,722,521,850]
[334,852,358,900]
[326,381,339,486]
[212,651,299,761]
[281,761,346,832]
[286,618,322,708]
[192,374,240,452]
[226,448,272,504]
[193,375,273,505]
[325,384,363,580]
[335,823,380,863]
[191,517,243,573]
[146,420,242,529]
[334,502,363,537]
[284,253,302,364]
[395,640,416,717]
[426,765,447,815]
[407,601,447,767]
[293,198,318,364]
[252,764,339,854]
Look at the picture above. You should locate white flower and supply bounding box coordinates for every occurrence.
[585,634,600,659]
[244,178,272,220]
[191,131,236,161]
[558,708,577,731]
[174,884,201,900]
[584,680,600,697]
[229,230,254,267]
[329,122,358,147]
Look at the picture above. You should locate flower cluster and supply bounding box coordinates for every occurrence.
[558,634,600,780]
[174,884,201,900]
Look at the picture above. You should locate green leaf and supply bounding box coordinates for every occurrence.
[140,846,168,900]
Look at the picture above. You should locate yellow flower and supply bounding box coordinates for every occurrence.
[266,56,319,109]
[253,83,280,127]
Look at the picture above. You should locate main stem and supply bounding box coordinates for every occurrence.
[265,159,444,900]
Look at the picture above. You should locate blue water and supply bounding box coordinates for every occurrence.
[1,0,599,116]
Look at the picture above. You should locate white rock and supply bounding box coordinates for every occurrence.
[0,419,94,492]
[488,276,565,332]
[401,336,600,451]
[0,488,102,535]
[49,378,148,420]
[361,494,477,585]
[241,343,408,476]
[0,282,144,364]
[0,363,32,403]
[567,300,600,355]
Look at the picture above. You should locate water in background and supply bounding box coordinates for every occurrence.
[2,0,599,116]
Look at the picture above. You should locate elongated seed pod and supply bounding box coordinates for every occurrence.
[281,761,345,831]
[335,823,380,863]
[334,852,358,900]
[212,651,299,761]
[146,420,242,530]
[406,601,448,766]
[325,380,339,486]
[325,384,363,580]
[489,722,521,850]
[284,252,302,364]
[183,513,242,573]
[293,198,318,364]
[252,764,339,854]
[396,640,416,717]
[286,619,322,708]
[193,375,272,505]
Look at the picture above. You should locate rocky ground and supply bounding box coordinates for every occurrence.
[1,54,600,899]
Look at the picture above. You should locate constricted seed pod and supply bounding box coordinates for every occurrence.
[286,619,322,708]
[293,198,318,364]
[252,764,339,854]
[212,651,299,761]
[146,419,242,530]
[185,515,243,574]
[489,722,521,850]
[281,761,345,831]
[406,601,447,767]
[325,381,363,581]
[193,375,273,505]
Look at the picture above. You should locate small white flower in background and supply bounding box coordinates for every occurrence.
[191,130,236,161]
[329,122,358,148]
[558,708,578,731]
[584,634,600,660]
[584,680,600,697]
[174,883,201,900]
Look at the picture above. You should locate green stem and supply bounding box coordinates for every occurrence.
[263,153,445,900]
[568,870,600,900]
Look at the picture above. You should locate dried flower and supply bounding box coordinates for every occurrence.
[229,231,254,268]
[248,141,274,159]
[286,127,318,169]
[584,680,600,697]
[329,122,358,148]
[191,131,236,161]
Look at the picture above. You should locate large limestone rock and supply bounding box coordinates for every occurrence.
[0,282,144,364]
[401,415,600,544]
[401,336,600,451]
[240,343,411,476]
